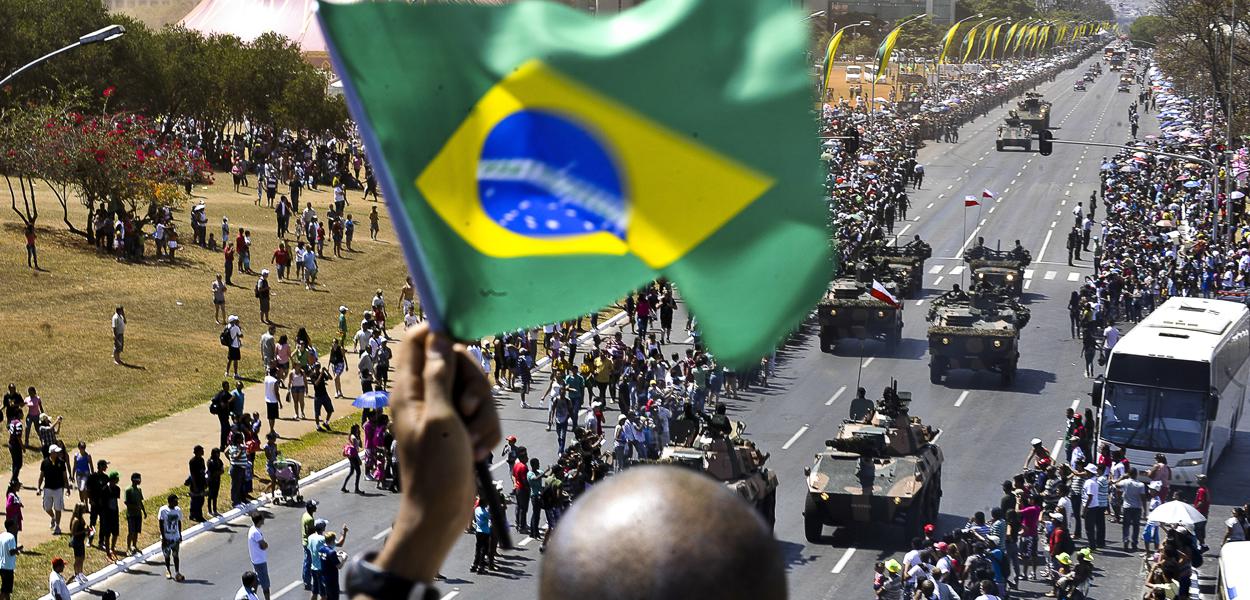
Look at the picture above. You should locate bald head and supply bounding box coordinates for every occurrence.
[540,466,786,600]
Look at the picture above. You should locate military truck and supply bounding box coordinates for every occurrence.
[816,269,904,352]
[659,421,779,527]
[1015,93,1051,132]
[803,382,942,542]
[963,242,1032,296]
[874,238,931,298]
[997,123,1033,151]
[926,287,1030,386]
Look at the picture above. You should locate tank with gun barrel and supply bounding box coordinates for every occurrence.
[658,419,779,528]
[815,261,904,353]
[963,238,1032,297]
[872,236,932,298]
[926,285,1030,386]
[1015,92,1051,132]
[803,381,943,543]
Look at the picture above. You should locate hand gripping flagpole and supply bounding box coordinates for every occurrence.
[319,9,512,550]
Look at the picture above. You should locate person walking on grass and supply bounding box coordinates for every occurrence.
[111,306,126,365]
[24,225,38,270]
[225,315,243,379]
[213,274,228,325]
[255,270,272,324]
[158,494,184,582]
[0,519,20,600]
[369,206,380,241]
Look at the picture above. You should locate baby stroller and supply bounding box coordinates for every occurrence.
[272,457,303,505]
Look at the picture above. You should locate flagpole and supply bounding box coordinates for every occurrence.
[317,15,513,550]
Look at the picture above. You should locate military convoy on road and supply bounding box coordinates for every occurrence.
[816,274,904,352]
[803,382,943,542]
[963,240,1032,297]
[926,286,1030,386]
[659,420,779,527]
[875,238,931,298]
[1015,93,1051,132]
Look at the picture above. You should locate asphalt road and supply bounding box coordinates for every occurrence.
[86,59,1246,600]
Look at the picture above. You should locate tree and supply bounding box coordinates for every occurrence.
[1129,15,1169,45]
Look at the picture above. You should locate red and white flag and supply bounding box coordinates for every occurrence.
[869,280,900,308]
[964,195,980,207]
[982,189,996,199]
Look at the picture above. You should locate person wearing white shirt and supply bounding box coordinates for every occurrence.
[1069,444,1086,471]
[225,315,243,379]
[111,306,126,365]
[48,558,71,600]
[234,571,263,600]
[262,372,281,438]
[247,514,271,600]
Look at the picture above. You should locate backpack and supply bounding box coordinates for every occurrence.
[219,327,231,347]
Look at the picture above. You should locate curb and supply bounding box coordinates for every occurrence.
[46,459,351,599]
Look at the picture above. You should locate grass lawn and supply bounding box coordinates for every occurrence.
[11,412,363,598]
[0,175,407,458]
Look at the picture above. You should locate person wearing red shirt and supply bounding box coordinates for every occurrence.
[1193,474,1211,544]
[511,449,530,535]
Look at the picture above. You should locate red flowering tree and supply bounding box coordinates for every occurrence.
[2,102,212,245]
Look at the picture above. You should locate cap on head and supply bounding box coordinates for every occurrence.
[885,559,902,573]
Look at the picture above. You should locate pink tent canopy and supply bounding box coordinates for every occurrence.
[180,0,326,54]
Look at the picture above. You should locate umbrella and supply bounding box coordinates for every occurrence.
[1156,219,1175,228]
[1147,500,1207,525]
[352,390,390,410]
[1184,180,1202,189]
[1233,191,1246,200]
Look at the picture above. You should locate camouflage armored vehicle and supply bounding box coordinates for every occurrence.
[659,421,779,527]
[1015,93,1051,132]
[963,242,1032,296]
[926,287,1030,386]
[816,267,904,352]
[803,382,942,542]
[875,238,932,298]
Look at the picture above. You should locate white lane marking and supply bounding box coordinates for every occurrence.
[979,218,987,226]
[1061,200,1067,206]
[1044,271,1057,280]
[1016,171,1023,177]
[946,184,954,190]
[832,547,858,574]
[926,202,934,209]
[1024,280,1032,290]
[442,592,461,600]
[933,276,944,286]
[1067,272,1080,282]
[826,385,847,406]
[274,581,304,599]
[372,526,392,541]
[1070,399,1081,411]
[954,391,970,407]
[897,224,912,237]
[1051,439,1064,459]
[1010,179,1017,185]
[519,536,534,547]
[1065,190,1071,196]
[949,266,965,275]
[1068,182,1074,187]
[863,357,875,367]
[988,206,996,214]
[937,193,945,199]
[1038,230,1054,261]
[1055,210,1062,216]
[928,265,943,274]
[1023,269,1034,279]
[964,169,970,174]
[956,226,982,255]
[915,299,926,306]
[930,430,943,444]
[996,197,1002,203]
[490,460,507,471]
[1021,164,1028,170]
[782,425,810,450]
[1074,166,1080,171]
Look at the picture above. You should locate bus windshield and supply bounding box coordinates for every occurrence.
[1100,382,1207,453]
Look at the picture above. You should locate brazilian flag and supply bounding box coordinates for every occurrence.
[318,0,829,366]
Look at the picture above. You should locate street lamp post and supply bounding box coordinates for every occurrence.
[0,24,126,89]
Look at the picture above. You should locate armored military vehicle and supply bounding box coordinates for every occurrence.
[926,287,1030,386]
[1015,93,1051,132]
[874,238,931,298]
[997,124,1033,151]
[803,381,942,542]
[963,242,1032,296]
[659,421,779,527]
[816,267,904,352]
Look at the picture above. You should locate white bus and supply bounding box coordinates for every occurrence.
[1093,297,1250,487]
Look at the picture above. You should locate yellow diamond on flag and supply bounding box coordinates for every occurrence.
[415,59,774,269]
